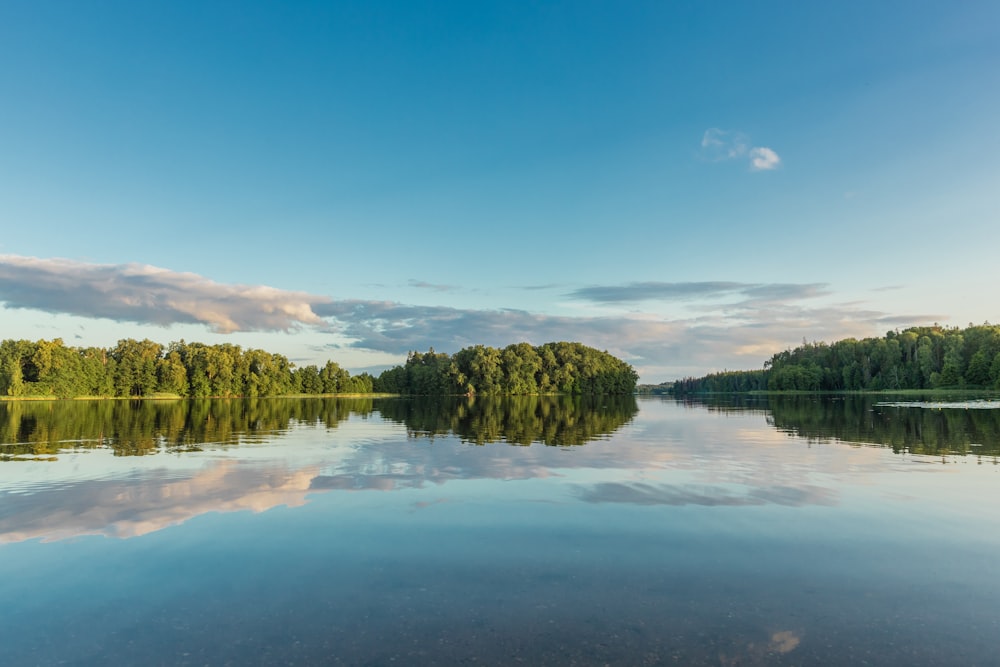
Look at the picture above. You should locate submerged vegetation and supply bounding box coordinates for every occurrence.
[674,324,1000,394]
[0,338,637,399]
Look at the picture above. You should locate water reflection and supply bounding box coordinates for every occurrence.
[378,394,638,445]
[681,394,1000,457]
[0,394,636,459]
[0,397,373,459]
[0,462,317,542]
[3,398,1000,666]
[0,396,639,543]
[3,394,997,546]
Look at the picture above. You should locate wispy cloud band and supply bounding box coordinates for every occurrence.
[0,255,329,333]
[0,254,944,380]
[568,281,828,304]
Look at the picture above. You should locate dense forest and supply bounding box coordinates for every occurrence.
[0,338,373,398]
[0,338,637,398]
[375,342,638,396]
[674,324,1000,393]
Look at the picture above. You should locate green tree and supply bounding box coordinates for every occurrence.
[916,336,936,388]
[0,339,27,397]
[296,365,323,394]
[939,335,966,387]
[966,349,991,387]
[112,339,163,396]
[157,350,189,396]
[501,343,541,394]
[319,361,349,393]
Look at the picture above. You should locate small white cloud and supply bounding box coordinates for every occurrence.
[749,146,781,171]
[701,129,781,172]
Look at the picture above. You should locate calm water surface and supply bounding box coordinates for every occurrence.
[1,395,998,666]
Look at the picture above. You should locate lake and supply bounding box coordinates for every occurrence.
[2,395,999,666]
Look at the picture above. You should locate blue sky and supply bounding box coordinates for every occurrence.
[1,1,998,382]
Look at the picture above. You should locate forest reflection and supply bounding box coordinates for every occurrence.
[0,397,372,458]
[377,394,638,446]
[680,394,1000,457]
[0,395,638,459]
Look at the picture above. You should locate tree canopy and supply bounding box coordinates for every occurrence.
[371,342,638,396]
[0,338,637,398]
[0,338,373,399]
[673,324,1000,393]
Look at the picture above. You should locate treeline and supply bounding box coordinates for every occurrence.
[0,338,374,398]
[672,369,769,394]
[373,342,638,396]
[636,382,673,395]
[0,338,637,398]
[674,324,1000,393]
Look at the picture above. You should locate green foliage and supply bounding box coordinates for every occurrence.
[673,324,1000,393]
[0,338,637,399]
[342,372,374,394]
[374,342,638,396]
[0,339,29,396]
[319,361,349,393]
[295,365,323,394]
[112,338,163,397]
[636,382,674,395]
[0,338,373,399]
[672,369,768,394]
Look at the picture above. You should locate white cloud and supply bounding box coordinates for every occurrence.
[749,146,781,171]
[0,254,329,333]
[701,128,781,172]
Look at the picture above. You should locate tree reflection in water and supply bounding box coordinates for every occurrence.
[0,394,639,459]
[680,394,1000,458]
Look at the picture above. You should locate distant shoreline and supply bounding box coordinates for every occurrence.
[0,392,399,402]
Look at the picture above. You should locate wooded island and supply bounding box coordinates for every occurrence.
[0,338,637,398]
